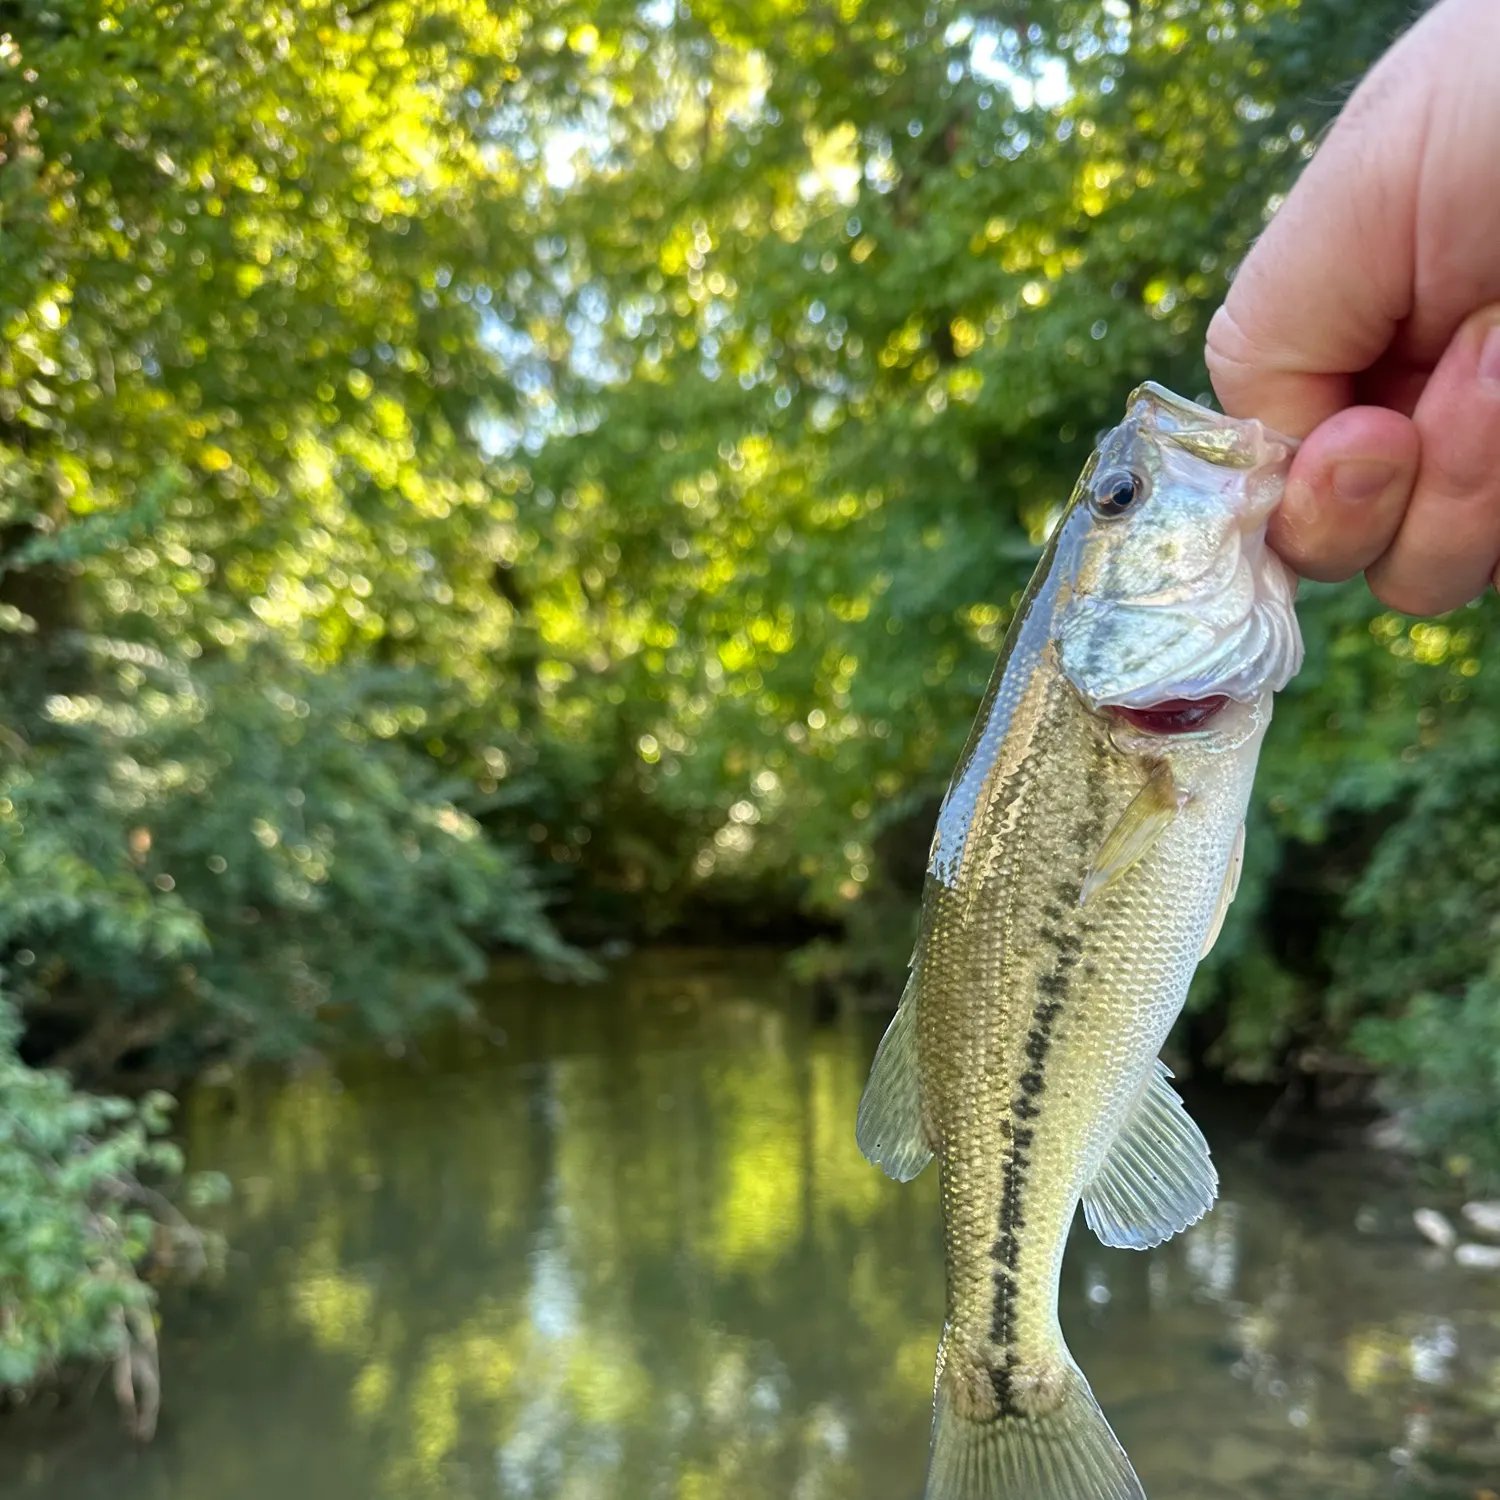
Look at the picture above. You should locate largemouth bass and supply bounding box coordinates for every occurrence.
[857,384,1302,1500]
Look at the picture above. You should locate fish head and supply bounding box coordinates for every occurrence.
[1055,382,1303,734]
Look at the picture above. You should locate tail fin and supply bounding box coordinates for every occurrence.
[925,1363,1145,1500]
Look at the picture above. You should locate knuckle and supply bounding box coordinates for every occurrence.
[1204,303,1262,381]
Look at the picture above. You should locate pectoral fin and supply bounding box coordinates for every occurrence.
[856,980,933,1182]
[1199,822,1245,960]
[1082,1060,1217,1250]
[1079,760,1188,906]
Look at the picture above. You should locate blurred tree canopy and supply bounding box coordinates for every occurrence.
[2,0,1498,1399]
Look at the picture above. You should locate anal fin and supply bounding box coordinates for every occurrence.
[856,980,933,1182]
[1083,1059,1217,1250]
[1080,760,1189,906]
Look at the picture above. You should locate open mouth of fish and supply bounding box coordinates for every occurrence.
[1105,695,1230,735]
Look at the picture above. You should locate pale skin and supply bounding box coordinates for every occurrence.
[1206,0,1500,617]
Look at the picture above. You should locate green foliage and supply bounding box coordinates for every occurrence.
[0,0,589,1075]
[499,0,1424,919]
[1327,665,1500,1176]
[1185,585,1500,1138]
[1357,974,1500,1179]
[0,992,219,1399]
[0,642,580,1070]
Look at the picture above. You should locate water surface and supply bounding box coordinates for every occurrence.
[5,951,1499,1498]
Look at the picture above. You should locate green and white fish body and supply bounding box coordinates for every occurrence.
[857,384,1302,1500]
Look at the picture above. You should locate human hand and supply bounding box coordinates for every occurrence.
[1205,0,1500,616]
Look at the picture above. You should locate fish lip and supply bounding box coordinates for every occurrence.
[1103,695,1232,735]
[1123,382,1299,531]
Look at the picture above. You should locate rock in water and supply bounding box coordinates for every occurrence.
[1413,1208,1457,1251]
[1461,1201,1500,1238]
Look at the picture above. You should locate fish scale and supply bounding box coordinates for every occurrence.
[855,384,1302,1500]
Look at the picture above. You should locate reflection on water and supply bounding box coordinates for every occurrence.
[6,951,1500,1499]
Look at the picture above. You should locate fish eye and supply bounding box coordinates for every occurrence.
[1090,470,1148,519]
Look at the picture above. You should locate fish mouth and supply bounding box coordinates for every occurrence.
[1106,695,1230,735]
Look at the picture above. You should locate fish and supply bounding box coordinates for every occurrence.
[856,383,1303,1500]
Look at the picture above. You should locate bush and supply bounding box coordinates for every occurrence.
[1356,973,1500,1178]
[0,993,221,1437]
[0,637,582,1075]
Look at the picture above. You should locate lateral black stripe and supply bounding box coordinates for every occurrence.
[986,771,1111,1414]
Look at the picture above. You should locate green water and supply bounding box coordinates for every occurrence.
[5,951,1499,1499]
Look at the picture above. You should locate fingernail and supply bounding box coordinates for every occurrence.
[1331,459,1397,503]
[1480,324,1500,392]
